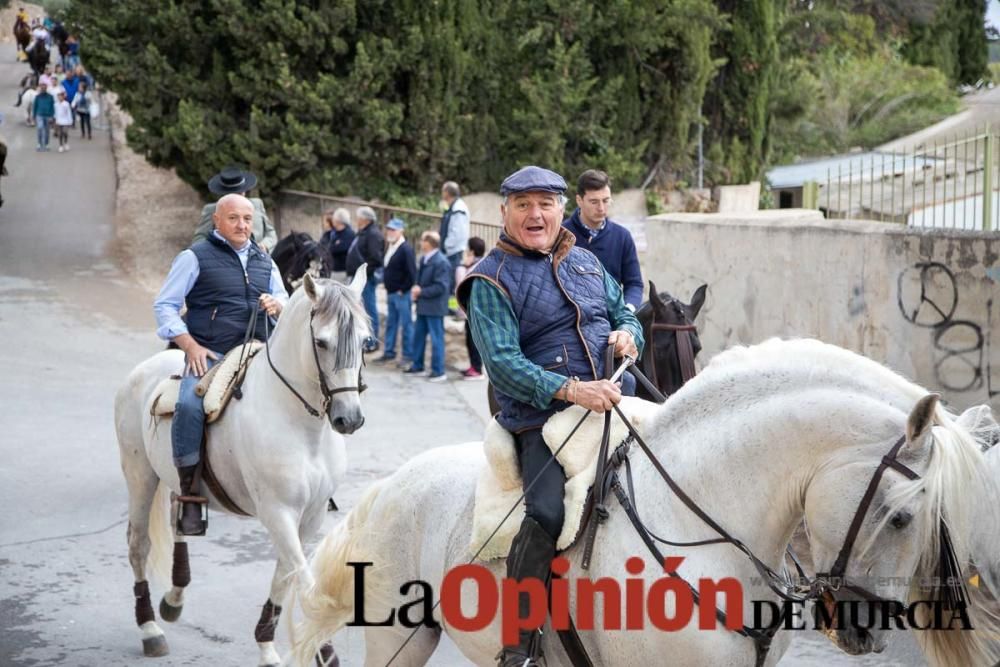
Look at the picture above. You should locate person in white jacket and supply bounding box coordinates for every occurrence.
[438,180,469,298]
[53,90,73,152]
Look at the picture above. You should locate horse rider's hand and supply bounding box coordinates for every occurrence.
[259,293,282,318]
[609,330,638,359]
[412,285,422,299]
[182,342,219,378]
[573,379,622,413]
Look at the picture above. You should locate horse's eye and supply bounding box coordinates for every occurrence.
[315,339,328,350]
[890,511,912,530]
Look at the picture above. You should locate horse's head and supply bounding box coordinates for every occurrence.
[274,232,333,293]
[802,394,1000,662]
[280,271,371,434]
[635,280,706,398]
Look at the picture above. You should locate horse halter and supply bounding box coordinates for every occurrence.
[259,306,367,427]
[643,297,698,390]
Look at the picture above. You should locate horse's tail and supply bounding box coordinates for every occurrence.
[290,478,388,666]
[145,482,174,584]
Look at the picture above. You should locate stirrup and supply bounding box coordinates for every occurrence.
[177,496,208,536]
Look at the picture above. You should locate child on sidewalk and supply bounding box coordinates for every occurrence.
[456,237,486,380]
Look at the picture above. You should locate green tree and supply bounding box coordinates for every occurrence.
[903,0,988,84]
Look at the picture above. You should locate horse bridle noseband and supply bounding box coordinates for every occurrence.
[242,303,366,427]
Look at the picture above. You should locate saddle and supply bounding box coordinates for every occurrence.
[150,342,263,422]
[469,397,659,561]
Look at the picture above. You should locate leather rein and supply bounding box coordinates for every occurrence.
[240,302,366,428]
[642,297,698,392]
[559,352,935,667]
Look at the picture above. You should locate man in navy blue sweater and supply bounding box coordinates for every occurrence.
[377,218,417,365]
[563,169,644,310]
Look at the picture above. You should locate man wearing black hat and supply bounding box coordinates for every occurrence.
[192,166,277,252]
[456,166,643,666]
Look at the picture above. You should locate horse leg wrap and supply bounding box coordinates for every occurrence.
[172,542,191,588]
[254,599,282,643]
[134,581,156,626]
[316,642,339,667]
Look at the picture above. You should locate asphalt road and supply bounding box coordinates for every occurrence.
[0,42,925,667]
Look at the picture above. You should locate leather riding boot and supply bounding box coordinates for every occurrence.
[176,464,207,536]
[497,517,556,667]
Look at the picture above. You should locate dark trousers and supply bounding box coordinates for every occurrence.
[78,111,91,138]
[464,320,481,372]
[514,428,566,540]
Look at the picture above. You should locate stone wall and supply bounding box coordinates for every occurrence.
[640,210,1000,411]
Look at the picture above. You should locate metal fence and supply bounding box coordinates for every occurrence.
[277,189,501,248]
[816,127,998,231]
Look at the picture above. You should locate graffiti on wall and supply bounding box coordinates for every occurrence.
[897,261,998,400]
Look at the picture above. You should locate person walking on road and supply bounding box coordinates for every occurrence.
[53,90,73,152]
[71,81,94,140]
[32,82,54,151]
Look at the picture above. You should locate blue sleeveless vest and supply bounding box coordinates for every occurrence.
[458,230,635,431]
[186,235,272,353]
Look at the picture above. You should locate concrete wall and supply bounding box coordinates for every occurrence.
[639,209,1000,411]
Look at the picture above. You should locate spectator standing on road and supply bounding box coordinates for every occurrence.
[345,206,384,353]
[376,218,417,367]
[563,169,644,311]
[319,208,355,281]
[32,82,54,152]
[53,90,73,152]
[438,180,469,298]
[455,237,486,380]
[403,231,451,382]
[71,81,94,140]
[61,69,79,127]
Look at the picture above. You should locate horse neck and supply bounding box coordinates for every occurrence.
[634,378,903,576]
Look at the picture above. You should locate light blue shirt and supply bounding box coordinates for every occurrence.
[154,231,289,341]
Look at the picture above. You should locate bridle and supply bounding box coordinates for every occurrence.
[570,357,963,667]
[642,296,698,392]
[241,302,366,429]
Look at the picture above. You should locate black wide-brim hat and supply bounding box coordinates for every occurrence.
[207,165,258,195]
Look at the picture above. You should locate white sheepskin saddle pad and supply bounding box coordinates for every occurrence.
[470,396,660,561]
[150,342,263,423]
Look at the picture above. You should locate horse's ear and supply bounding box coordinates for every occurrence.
[906,393,940,446]
[303,273,321,302]
[648,281,665,309]
[689,284,707,319]
[348,263,368,296]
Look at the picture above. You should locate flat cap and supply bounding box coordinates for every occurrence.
[500,166,567,197]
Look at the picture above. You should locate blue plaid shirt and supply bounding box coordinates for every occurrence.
[467,269,644,409]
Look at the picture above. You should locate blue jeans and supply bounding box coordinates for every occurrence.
[36,119,50,148]
[384,291,413,360]
[410,314,445,376]
[447,251,463,297]
[362,279,379,343]
[171,354,219,467]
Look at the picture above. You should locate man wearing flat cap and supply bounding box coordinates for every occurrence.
[457,165,643,666]
[193,165,278,252]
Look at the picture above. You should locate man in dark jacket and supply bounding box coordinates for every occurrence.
[319,207,355,278]
[153,194,288,535]
[32,82,55,151]
[345,206,384,352]
[457,166,642,666]
[563,169,644,310]
[402,231,451,382]
[377,218,417,365]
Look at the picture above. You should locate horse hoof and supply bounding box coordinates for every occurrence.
[158,597,183,623]
[142,634,169,657]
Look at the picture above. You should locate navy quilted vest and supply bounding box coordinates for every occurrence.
[186,235,271,353]
[459,231,635,431]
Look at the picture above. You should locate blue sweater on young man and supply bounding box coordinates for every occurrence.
[563,208,644,309]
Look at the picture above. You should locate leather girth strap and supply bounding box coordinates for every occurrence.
[198,431,251,517]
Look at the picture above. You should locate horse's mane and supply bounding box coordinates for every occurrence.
[306,279,371,371]
[678,338,1000,665]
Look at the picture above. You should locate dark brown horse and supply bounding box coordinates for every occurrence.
[13,18,30,55]
[26,39,49,77]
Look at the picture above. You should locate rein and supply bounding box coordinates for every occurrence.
[641,296,698,395]
[239,301,366,429]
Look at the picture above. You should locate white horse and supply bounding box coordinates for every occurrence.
[115,272,369,666]
[292,338,1000,667]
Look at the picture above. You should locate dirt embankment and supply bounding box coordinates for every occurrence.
[103,94,202,293]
